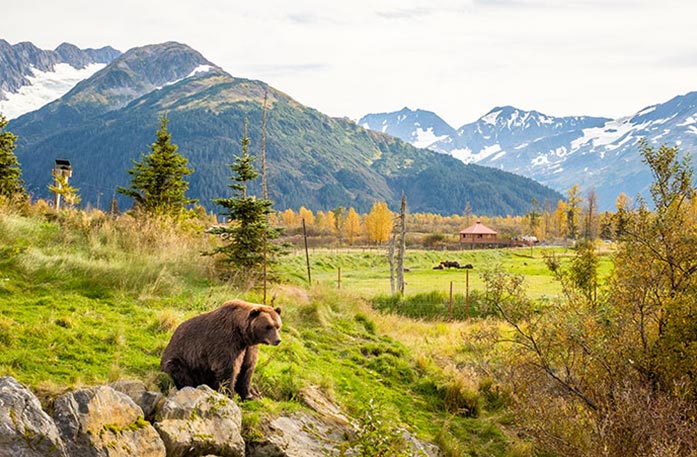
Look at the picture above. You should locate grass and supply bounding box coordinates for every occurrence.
[1,206,611,455]
[278,245,613,300]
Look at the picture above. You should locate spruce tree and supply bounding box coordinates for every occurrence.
[0,113,26,200]
[118,116,195,217]
[209,119,281,279]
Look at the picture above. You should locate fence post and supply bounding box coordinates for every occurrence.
[465,268,470,319]
[303,218,311,286]
[449,281,453,321]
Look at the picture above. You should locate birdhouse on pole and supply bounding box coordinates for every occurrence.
[52,159,73,210]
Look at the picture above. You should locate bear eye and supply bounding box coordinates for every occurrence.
[266,325,274,330]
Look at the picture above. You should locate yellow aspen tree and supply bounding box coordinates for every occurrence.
[298,206,314,225]
[320,210,337,234]
[281,208,297,227]
[364,201,393,244]
[343,207,362,245]
[551,200,569,239]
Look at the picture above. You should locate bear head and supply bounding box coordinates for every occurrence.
[249,307,282,346]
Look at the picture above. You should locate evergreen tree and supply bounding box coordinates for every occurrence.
[209,119,281,279]
[0,113,26,200]
[117,116,195,217]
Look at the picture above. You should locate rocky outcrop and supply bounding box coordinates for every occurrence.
[0,376,67,457]
[154,385,244,457]
[52,385,165,457]
[0,377,442,457]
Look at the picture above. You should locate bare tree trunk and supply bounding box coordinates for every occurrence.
[261,91,269,303]
[388,233,396,294]
[396,193,406,295]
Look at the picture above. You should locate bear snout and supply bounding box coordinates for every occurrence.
[272,338,282,346]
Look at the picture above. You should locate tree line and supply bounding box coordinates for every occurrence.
[0,112,278,285]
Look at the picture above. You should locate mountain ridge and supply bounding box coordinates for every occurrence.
[361,97,697,210]
[8,41,561,216]
[0,39,121,118]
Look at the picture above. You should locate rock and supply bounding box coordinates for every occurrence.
[401,430,444,457]
[154,385,244,457]
[110,379,164,421]
[246,411,349,457]
[0,376,67,457]
[52,385,165,457]
[297,386,350,427]
[247,386,353,457]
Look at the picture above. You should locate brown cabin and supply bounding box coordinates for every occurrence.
[459,220,498,244]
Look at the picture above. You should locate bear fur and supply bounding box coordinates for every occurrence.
[160,299,282,400]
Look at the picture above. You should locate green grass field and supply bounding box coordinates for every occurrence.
[1,209,612,455]
[279,245,613,299]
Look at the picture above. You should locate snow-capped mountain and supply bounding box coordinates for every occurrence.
[362,98,697,210]
[429,106,609,165]
[358,107,456,149]
[438,99,697,209]
[0,40,120,119]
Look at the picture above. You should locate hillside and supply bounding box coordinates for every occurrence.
[0,205,516,455]
[7,41,561,216]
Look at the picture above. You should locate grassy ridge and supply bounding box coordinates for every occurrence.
[0,208,553,455]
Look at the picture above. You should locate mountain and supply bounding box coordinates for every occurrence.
[358,107,456,149]
[0,40,120,119]
[8,42,561,216]
[364,100,697,210]
[432,101,697,209]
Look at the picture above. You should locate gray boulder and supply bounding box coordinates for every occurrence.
[154,385,244,457]
[110,379,164,421]
[52,385,165,457]
[246,411,349,457]
[0,376,67,457]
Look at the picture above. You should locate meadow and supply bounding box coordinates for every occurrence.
[0,206,613,456]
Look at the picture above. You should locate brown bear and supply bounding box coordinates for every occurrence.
[160,299,282,400]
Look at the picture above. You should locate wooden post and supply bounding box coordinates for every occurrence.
[303,218,311,286]
[465,269,470,319]
[449,281,453,321]
[338,267,341,289]
[261,92,269,304]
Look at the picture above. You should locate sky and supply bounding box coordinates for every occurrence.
[5,0,697,127]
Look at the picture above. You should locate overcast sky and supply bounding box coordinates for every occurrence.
[5,0,697,127]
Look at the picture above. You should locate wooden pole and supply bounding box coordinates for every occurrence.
[449,281,453,321]
[261,92,269,304]
[465,269,470,319]
[303,218,312,285]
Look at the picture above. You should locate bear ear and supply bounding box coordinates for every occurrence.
[250,309,262,319]
[274,307,282,315]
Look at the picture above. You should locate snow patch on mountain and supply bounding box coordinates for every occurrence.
[358,107,456,150]
[413,127,449,149]
[157,64,216,90]
[0,63,105,119]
